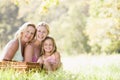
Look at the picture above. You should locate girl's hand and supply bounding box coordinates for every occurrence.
[46,57,56,64]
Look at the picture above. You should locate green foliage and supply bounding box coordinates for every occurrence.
[49,0,90,55]
[0,68,78,80]
[10,0,60,23]
[0,0,24,48]
[85,0,120,54]
[105,40,120,53]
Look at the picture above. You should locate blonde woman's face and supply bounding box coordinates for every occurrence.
[21,26,36,43]
[43,39,53,53]
[36,26,48,42]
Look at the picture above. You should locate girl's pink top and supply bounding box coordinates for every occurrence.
[46,55,56,64]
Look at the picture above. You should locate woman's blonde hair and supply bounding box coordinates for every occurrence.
[37,21,50,35]
[41,36,57,55]
[15,22,36,40]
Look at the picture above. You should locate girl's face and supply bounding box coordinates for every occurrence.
[43,39,53,53]
[21,26,36,43]
[36,26,48,42]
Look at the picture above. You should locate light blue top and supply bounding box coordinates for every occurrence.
[12,38,23,61]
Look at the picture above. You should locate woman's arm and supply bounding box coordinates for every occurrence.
[24,44,33,62]
[3,39,19,61]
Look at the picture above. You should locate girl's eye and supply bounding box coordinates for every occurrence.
[44,43,48,46]
[49,44,53,46]
[38,30,41,32]
[27,31,29,33]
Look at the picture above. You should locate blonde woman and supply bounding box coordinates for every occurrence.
[24,22,50,62]
[2,22,36,61]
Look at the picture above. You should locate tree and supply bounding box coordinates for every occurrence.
[0,0,24,48]
[85,0,120,54]
[49,0,90,55]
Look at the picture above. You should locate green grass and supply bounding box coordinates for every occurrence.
[0,54,120,80]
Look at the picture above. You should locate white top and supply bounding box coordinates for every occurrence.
[12,38,23,61]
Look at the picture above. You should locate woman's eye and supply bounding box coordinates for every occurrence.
[31,32,34,35]
[42,31,45,33]
[38,30,41,32]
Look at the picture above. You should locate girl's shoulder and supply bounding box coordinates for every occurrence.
[41,55,46,60]
[54,51,60,57]
[54,51,60,55]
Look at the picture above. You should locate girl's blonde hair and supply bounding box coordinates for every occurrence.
[37,21,50,35]
[15,22,36,40]
[41,36,57,55]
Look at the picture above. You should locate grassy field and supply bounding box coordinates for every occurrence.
[0,54,120,80]
[62,54,120,80]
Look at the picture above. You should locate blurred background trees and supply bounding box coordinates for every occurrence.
[85,0,120,54]
[0,0,24,48]
[0,0,120,55]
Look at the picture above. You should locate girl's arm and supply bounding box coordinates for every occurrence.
[37,56,44,68]
[55,51,61,64]
[24,44,33,62]
[52,51,61,70]
[37,56,44,64]
[3,39,19,61]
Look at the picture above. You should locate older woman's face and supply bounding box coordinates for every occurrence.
[21,26,36,43]
[36,26,48,42]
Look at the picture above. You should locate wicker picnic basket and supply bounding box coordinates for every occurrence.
[0,61,40,71]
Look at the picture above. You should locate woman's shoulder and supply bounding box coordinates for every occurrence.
[7,39,19,47]
[2,39,19,52]
[25,42,34,49]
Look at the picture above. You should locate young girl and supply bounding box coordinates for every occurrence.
[37,36,61,71]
